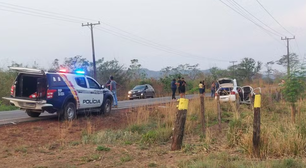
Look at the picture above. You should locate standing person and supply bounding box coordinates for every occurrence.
[176,77,182,94]
[199,81,204,94]
[211,81,216,98]
[109,76,118,108]
[215,80,219,91]
[171,79,177,99]
[180,78,187,98]
[105,76,112,90]
[202,80,206,94]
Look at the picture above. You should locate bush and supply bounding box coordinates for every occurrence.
[96,145,110,151]
[141,128,172,144]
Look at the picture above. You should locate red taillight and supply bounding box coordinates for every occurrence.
[231,91,236,95]
[47,89,56,99]
[10,85,15,96]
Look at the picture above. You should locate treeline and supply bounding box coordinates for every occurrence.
[0,54,301,104]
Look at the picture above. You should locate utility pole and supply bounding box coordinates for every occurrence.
[229,61,237,78]
[82,21,100,79]
[281,36,295,76]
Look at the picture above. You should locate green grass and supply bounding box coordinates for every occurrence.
[178,153,305,168]
[0,105,18,111]
[96,145,110,151]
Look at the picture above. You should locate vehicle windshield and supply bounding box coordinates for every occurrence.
[219,79,233,84]
[133,85,145,90]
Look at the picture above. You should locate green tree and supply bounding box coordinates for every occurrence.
[209,67,230,80]
[127,59,147,80]
[96,58,129,85]
[236,58,262,82]
[281,70,306,123]
[61,55,91,72]
[265,61,274,83]
[276,53,300,75]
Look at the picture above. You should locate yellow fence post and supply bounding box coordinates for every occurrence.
[253,94,261,158]
[171,98,189,151]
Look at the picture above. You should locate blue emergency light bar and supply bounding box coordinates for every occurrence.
[75,70,85,74]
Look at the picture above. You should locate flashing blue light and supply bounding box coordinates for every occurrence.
[75,70,85,74]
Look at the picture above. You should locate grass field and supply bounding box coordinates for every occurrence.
[1,87,306,167]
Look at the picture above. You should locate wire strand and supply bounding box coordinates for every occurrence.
[255,0,295,36]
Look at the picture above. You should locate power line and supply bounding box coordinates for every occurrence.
[0,1,230,63]
[228,0,285,37]
[95,27,229,62]
[219,0,286,47]
[0,2,92,22]
[0,7,81,23]
[254,0,294,36]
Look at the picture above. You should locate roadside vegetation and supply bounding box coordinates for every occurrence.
[1,88,306,167]
[1,53,306,167]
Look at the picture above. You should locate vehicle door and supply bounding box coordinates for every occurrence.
[86,77,103,108]
[148,85,154,96]
[144,85,151,97]
[241,86,253,101]
[74,76,91,109]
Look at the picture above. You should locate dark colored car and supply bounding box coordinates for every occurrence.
[128,84,155,100]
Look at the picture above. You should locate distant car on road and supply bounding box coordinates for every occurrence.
[128,84,155,100]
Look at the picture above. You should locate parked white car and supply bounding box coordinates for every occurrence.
[215,78,261,104]
[215,78,238,102]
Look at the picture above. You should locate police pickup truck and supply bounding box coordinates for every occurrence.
[2,67,114,120]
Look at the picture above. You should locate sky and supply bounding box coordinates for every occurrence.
[0,0,305,72]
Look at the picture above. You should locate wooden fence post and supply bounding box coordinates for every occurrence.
[217,95,221,132]
[235,93,240,111]
[253,94,261,158]
[200,95,206,136]
[171,98,189,151]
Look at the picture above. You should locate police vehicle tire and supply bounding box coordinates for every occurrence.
[101,99,112,115]
[26,110,41,117]
[63,102,77,120]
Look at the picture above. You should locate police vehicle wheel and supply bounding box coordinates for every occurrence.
[26,110,41,117]
[64,102,77,120]
[101,99,112,115]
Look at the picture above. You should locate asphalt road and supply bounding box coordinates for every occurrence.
[0,94,206,126]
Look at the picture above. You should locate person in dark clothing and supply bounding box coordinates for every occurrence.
[215,81,219,90]
[180,78,186,98]
[105,76,112,90]
[211,81,216,98]
[171,79,177,99]
[176,77,182,94]
[202,80,206,93]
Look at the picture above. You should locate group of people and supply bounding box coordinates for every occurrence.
[171,77,187,99]
[107,75,222,106]
[210,81,219,98]
[198,80,220,98]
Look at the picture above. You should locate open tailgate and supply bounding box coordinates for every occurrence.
[9,67,45,75]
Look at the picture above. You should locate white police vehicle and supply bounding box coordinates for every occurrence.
[2,67,114,120]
